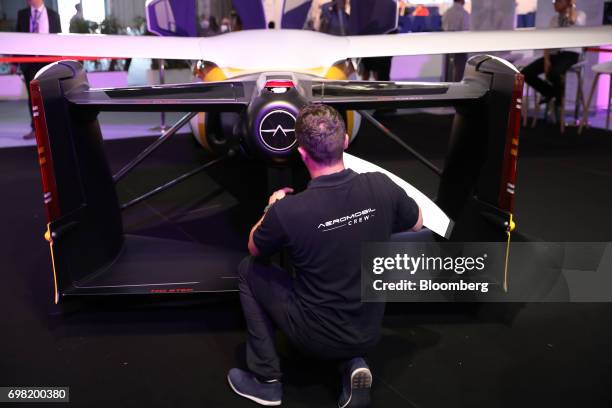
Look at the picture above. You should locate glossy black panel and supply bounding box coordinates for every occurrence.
[312,81,449,97]
[105,82,244,99]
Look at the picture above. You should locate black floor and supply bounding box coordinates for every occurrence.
[1,114,612,407]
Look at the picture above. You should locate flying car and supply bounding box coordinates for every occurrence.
[1,1,610,304]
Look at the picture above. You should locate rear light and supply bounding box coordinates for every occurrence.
[265,80,294,88]
[265,80,294,93]
[30,80,60,223]
[498,73,523,215]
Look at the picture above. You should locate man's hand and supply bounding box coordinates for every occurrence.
[248,187,294,257]
[268,187,294,205]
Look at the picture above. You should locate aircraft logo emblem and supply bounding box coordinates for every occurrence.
[259,109,297,151]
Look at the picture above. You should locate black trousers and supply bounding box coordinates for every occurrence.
[521,51,579,100]
[361,56,392,81]
[20,63,47,130]
[237,257,371,381]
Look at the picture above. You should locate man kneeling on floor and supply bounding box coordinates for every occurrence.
[228,103,423,407]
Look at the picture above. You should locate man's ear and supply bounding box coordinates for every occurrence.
[297,146,308,163]
[343,133,349,150]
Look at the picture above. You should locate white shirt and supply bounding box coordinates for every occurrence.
[30,4,49,34]
[548,10,587,28]
[549,10,586,54]
[442,3,470,32]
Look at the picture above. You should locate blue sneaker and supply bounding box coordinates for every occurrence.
[227,368,282,406]
[338,358,372,408]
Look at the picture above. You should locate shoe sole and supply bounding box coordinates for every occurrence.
[227,374,282,406]
[339,367,372,408]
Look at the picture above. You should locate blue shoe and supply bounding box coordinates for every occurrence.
[338,358,372,408]
[227,368,282,406]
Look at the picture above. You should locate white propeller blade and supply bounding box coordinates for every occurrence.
[343,152,453,238]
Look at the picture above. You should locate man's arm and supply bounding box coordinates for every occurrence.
[386,174,422,233]
[248,187,293,257]
[247,214,266,257]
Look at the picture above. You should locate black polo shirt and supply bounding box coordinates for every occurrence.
[253,169,419,348]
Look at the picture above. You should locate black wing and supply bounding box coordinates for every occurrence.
[303,79,487,110]
[67,81,254,112]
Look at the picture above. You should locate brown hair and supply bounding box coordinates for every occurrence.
[295,104,346,165]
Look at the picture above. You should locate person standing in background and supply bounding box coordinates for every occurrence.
[68,3,84,33]
[16,0,61,140]
[230,10,242,32]
[200,15,220,37]
[319,0,349,36]
[442,0,470,82]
